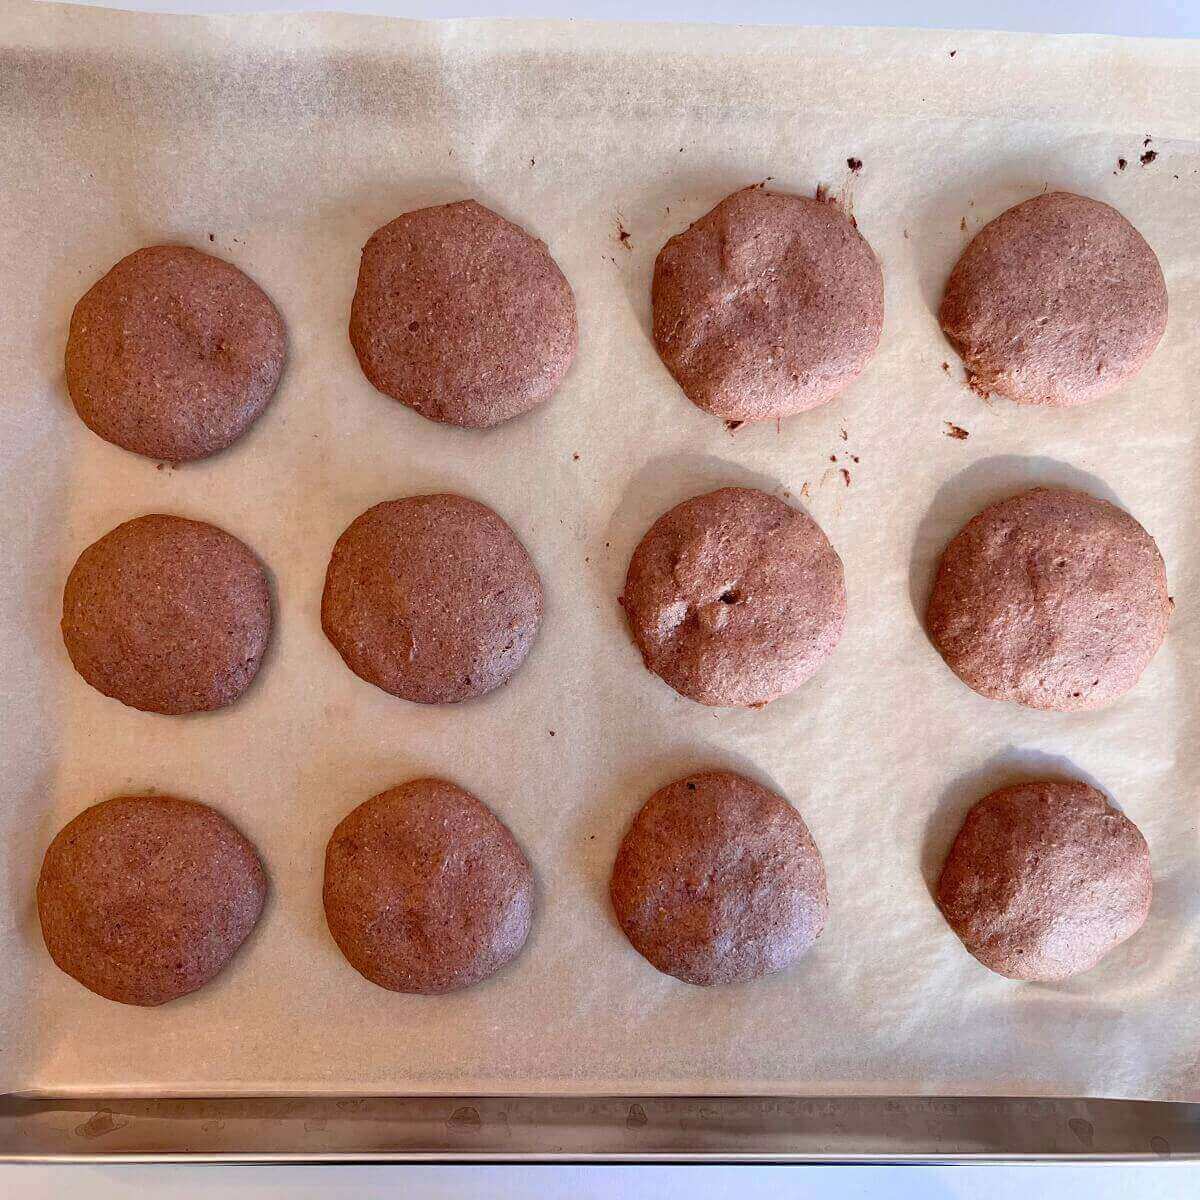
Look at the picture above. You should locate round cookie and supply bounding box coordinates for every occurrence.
[939,192,1167,406]
[62,514,273,715]
[937,780,1151,981]
[66,245,286,462]
[620,486,845,707]
[651,186,884,422]
[926,487,1169,711]
[322,493,542,704]
[37,795,267,1006]
[349,200,577,427]
[323,778,534,994]
[610,770,828,987]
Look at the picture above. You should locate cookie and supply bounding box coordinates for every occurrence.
[937,780,1152,981]
[323,778,534,994]
[62,514,273,715]
[620,486,845,707]
[610,770,828,986]
[651,186,884,422]
[926,487,1169,711]
[65,245,286,461]
[349,200,577,427]
[37,795,266,1006]
[322,493,543,704]
[939,192,1167,406]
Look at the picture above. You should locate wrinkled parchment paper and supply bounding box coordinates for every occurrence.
[1,2,1198,1100]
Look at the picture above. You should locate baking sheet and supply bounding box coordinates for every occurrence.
[1,1,1198,1102]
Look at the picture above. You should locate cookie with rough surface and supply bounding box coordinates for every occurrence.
[937,780,1151,981]
[610,770,828,986]
[652,186,884,421]
[939,192,1166,406]
[323,778,533,994]
[620,486,845,707]
[322,493,543,704]
[62,514,272,715]
[926,487,1169,711]
[66,245,286,461]
[349,200,577,427]
[37,795,266,1006]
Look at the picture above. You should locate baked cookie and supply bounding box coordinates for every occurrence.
[37,795,266,1006]
[66,245,286,461]
[61,514,272,715]
[610,770,828,986]
[651,186,884,421]
[939,192,1167,406]
[349,200,577,427]
[926,487,1169,711]
[937,780,1152,981]
[620,486,845,706]
[322,493,543,704]
[323,778,533,994]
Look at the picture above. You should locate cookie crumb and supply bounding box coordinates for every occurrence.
[572,452,580,461]
[207,233,215,242]
[530,158,535,167]
[903,228,910,239]
[549,730,555,736]
[800,482,810,498]
[726,419,744,432]
[960,216,968,232]
[949,49,957,57]
[1144,134,1153,147]
[830,454,837,462]
[1118,158,1127,171]
[840,468,851,487]
[851,454,860,463]
[839,426,848,441]
[846,157,863,172]
[943,421,970,440]
[1140,150,1157,166]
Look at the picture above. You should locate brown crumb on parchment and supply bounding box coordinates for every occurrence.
[903,228,910,239]
[1141,150,1158,166]
[941,361,950,373]
[616,220,632,248]
[846,157,863,173]
[800,482,811,498]
[851,454,860,463]
[572,452,580,461]
[839,426,848,441]
[829,454,837,462]
[943,421,970,440]
[726,419,744,432]
[960,216,968,232]
[208,233,215,242]
[1117,158,1127,171]
[1144,134,1153,147]
[840,468,851,487]
[549,730,555,736]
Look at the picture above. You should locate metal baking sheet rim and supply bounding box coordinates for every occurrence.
[2,1094,1198,1162]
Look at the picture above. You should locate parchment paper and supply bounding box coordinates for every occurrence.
[1,1,1198,1101]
